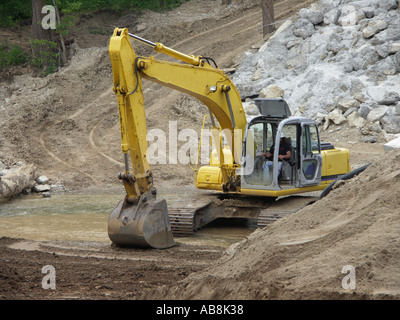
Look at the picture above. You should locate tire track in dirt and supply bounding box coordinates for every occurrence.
[88,0,317,169]
[8,240,218,267]
[39,89,113,183]
[40,0,317,183]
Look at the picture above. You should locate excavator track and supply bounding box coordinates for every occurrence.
[168,195,318,236]
[168,201,212,236]
[168,208,196,235]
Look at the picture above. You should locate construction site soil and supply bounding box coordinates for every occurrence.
[0,0,399,302]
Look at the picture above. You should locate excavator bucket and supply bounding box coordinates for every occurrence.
[108,191,175,249]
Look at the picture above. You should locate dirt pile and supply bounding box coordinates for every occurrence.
[0,0,268,193]
[145,149,400,299]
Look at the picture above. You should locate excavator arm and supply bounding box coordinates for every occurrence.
[108,28,247,248]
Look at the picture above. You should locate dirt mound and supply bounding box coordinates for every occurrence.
[0,0,267,193]
[144,149,400,299]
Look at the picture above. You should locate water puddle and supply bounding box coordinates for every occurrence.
[0,192,255,247]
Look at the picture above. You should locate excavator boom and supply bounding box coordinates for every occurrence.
[108,28,247,248]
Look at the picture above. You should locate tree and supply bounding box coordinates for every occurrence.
[31,0,58,74]
[262,0,275,37]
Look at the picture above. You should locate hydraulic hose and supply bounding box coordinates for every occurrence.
[319,163,372,199]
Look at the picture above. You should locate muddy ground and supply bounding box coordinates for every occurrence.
[0,0,397,303]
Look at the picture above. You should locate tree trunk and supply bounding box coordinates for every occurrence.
[262,0,275,37]
[31,0,56,71]
[52,0,67,66]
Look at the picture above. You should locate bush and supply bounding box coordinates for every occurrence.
[0,43,27,70]
[0,0,189,26]
[0,0,31,27]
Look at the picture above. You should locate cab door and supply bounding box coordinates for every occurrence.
[299,123,322,187]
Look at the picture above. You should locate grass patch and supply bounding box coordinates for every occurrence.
[0,42,28,70]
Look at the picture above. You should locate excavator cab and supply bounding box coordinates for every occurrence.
[241,99,323,192]
[107,29,351,243]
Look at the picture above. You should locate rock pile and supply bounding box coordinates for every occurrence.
[0,160,54,198]
[233,0,400,139]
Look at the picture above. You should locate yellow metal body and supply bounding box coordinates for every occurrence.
[196,147,351,196]
[108,28,351,247]
[110,28,247,198]
[107,28,248,247]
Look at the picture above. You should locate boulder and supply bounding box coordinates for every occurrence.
[379,0,398,11]
[0,164,37,199]
[358,104,373,119]
[337,98,359,111]
[376,44,389,58]
[300,8,324,25]
[259,85,284,99]
[347,111,366,128]
[293,18,315,39]
[338,5,358,26]
[389,42,400,54]
[324,9,341,25]
[361,7,375,19]
[362,20,388,39]
[381,108,400,133]
[378,56,398,75]
[36,175,49,185]
[32,184,51,193]
[244,103,260,116]
[136,23,147,32]
[367,87,400,105]
[367,105,389,122]
[328,108,346,125]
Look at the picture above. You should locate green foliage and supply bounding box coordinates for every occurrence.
[30,39,59,76]
[0,43,28,70]
[1,0,189,74]
[0,0,190,27]
[56,13,78,37]
[0,0,31,27]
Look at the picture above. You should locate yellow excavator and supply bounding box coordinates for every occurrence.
[107,28,351,248]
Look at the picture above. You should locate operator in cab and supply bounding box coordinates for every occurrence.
[262,135,291,182]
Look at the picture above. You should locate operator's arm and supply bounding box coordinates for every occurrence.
[278,145,291,161]
[262,145,274,160]
[278,150,291,160]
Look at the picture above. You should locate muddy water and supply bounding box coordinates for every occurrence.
[0,192,255,248]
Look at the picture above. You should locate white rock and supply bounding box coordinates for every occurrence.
[384,136,400,152]
[347,112,366,128]
[36,175,49,185]
[293,18,315,39]
[337,99,359,111]
[244,103,260,116]
[136,23,147,32]
[324,9,341,25]
[361,7,375,19]
[259,85,284,99]
[328,109,346,125]
[362,20,388,39]
[367,106,389,122]
[379,0,398,12]
[366,87,399,105]
[389,42,400,54]
[381,108,400,133]
[338,5,358,26]
[32,184,51,193]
